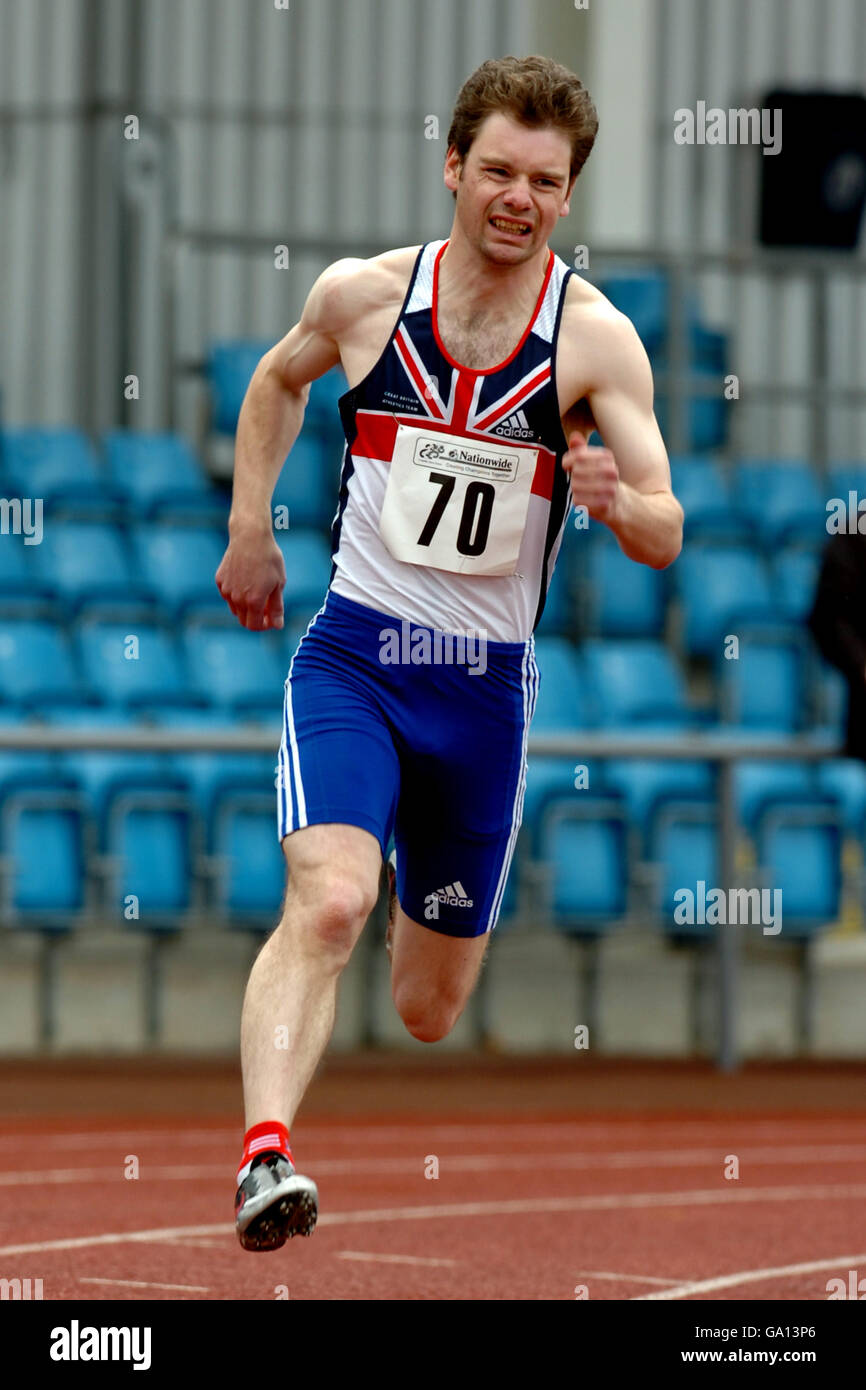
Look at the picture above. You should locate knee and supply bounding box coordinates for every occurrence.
[283,869,379,967]
[392,981,463,1043]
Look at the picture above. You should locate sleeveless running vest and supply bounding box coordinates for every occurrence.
[329,238,575,642]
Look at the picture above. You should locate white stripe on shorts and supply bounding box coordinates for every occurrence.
[486,634,539,931]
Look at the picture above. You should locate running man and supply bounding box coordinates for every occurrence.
[216,55,683,1251]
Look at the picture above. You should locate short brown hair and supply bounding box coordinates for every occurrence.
[446,55,599,184]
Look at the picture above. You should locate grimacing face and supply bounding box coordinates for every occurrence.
[444,112,576,265]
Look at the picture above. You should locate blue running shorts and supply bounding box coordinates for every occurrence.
[276,589,539,937]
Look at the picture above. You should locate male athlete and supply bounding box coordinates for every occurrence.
[216,55,683,1252]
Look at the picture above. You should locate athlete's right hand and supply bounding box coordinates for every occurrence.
[215,525,286,631]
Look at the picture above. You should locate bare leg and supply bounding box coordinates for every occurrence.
[390,904,490,1043]
[240,822,382,1129]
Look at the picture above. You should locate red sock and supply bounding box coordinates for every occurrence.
[237,1120,293,1183]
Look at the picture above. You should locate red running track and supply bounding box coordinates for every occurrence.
[2,1094,866,1300]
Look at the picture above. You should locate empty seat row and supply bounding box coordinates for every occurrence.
[1,774,845,939]
[0,417,344,530]
[0,618,305,714]
[532,632,835,734]
[0,521,332,620]
[539,522,829,644]
[670,455,865,547]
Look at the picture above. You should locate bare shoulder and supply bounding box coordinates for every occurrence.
[558,271,653,391]
[309,246,421,332]
[560,273,647,361]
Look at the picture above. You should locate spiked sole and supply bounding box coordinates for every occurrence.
[237,1176,318,1252]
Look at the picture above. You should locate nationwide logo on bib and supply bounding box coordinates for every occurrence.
[412,435,520,484]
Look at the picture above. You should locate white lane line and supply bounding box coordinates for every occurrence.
[634,1253,866,1301]
[2,1182,866,1257]
[336,1251,457,1267]
[3,1145,866,1186]
[578,1271,683,1286]
[158,1237,226,1250]
[77,1277,210,1293]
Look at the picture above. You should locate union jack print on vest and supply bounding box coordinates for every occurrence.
[329,238,575,642]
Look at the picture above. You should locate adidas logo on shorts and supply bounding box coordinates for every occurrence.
[424,881,474,920]
[494,409,534,439]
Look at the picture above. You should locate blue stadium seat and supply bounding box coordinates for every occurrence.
[306,367,349,431]
[539,799,629,933]
[584,531,666,636]
[271,435,336,529]
[647,802,718,937]
[182,620,287,717]
[717,633,809,731]
[0,428,116,517]
[755,810,842,934]
[45,708,174,834]
[207,341,273,434]
[827,462,866,514]
[75,619,193,709]
[148,708,277,839]
[107,802,193,927]
[531,635,592,730]
[673,542,779,656]
[0,620,87,709]
[655,379,728,453]
[0,532,52,608]
[733,755,818,832]
[0,709,85,924]
[131,525,226,616]
[0,712,59,797]
[104,431,225,521]
[582,638,689,725]
[273,529,333,618]
[813,663,847,740]
[603,755,713,848]
[597,273,728,450]
[735,460,826,547]
[535,516,582,636]
[771,545,821,623]
[523,638,594,844]
[2,797,86,921]
[522,756,607,853]
[45,708,197,922]
[816,759,866,835]
[212,800,285,923]
[669,455,743,540]
[598,270,726,361]
[33,521,153,613]
[597,271,668,352]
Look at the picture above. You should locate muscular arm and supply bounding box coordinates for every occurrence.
[228,262,357,534]
[564,308,683,570]
[216,260,361,628]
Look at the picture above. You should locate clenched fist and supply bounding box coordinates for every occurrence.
[215,524,286,631]
[562,430,620,525]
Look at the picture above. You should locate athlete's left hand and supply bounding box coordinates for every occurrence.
[562,430,620,525]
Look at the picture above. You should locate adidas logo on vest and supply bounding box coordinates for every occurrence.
[494,409,534,439]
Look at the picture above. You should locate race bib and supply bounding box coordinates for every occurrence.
[378,424,537,577]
